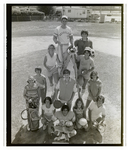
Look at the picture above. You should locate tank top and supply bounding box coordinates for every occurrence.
[46,53,57,67]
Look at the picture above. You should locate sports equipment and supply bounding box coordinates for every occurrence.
[93,120,106,134]
[53,100,63,108]
[78,118,88,126]
[90,49,95,57]
[21,109,28,120]
[81,69,88,75]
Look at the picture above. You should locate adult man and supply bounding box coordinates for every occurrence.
[74,30,93,69]
[87,95,106,129]
[53,15,76,77]
[54,69,77,108]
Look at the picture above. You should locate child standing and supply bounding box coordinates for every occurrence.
[33,67,47,104]
[73,98,88,130]
[74,30,93,69]
[85,71,102,110]
[44,44,59,87]
[41,97,56,134]
[77,47,95,96]
[23,76,40,131]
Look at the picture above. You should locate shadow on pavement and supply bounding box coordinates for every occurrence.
[12,125,102,145]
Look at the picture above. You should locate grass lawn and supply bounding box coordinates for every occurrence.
[11,21,122,144]
[12,21,121,38]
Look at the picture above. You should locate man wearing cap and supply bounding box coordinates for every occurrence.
[74,30,93,69]
[54,69,77,108]
[53,15,75,76]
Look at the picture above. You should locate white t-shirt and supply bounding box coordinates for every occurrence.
[46,53,57,67]
[88,101,105,122]
[42,104,55,120]
[53,25,73,45]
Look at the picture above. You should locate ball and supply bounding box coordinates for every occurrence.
[78,118,88,126]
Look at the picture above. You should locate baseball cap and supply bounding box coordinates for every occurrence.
[61,15,68,20]
[84,47,92,54]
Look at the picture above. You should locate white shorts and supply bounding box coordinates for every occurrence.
[57,44,69,62]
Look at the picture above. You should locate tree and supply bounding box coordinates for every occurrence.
[37,6,55,15]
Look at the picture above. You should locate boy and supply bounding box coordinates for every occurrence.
[33,67,47,103]
[74,30,93,69]
[54,69,77,108]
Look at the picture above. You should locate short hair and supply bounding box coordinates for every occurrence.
[48,44,55,50]
[81,30,88,36]
[44,97,52,104]
[63,69,70,75]
[27,76,36,83]
[90,71,99,79]
[96,95,105,103]
[35,67,42,73]
[61,104,70,112]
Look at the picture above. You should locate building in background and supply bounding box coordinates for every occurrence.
[55,6,92,20]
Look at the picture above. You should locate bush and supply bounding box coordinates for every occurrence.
[12,9,44,16]
[12,10,21,16]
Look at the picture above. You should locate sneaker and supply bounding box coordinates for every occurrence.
[54,133,65,141]
[27,124,30,131]
[43,124,47,130]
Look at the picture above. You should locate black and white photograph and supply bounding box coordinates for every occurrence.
[6,3,124,146]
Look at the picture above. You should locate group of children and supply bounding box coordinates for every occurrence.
[23,29,106,143]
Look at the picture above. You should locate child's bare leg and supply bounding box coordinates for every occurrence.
[53,73,59,86]
[48,76,53,86]
[82,79,88,95]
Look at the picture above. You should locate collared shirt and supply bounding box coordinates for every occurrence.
[56,77,77,101]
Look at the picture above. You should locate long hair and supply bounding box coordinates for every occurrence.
[73,98,84,110]
[90,71,99,80]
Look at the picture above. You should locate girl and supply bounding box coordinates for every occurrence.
[23,76,40,131]
[77,47,95,96]
[73,98,88,130]
[85,71,102,110]
[44,44,59,87]
[41,97,56,134]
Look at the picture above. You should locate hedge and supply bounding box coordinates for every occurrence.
[12,15,44,21]
[12,9,45,16]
